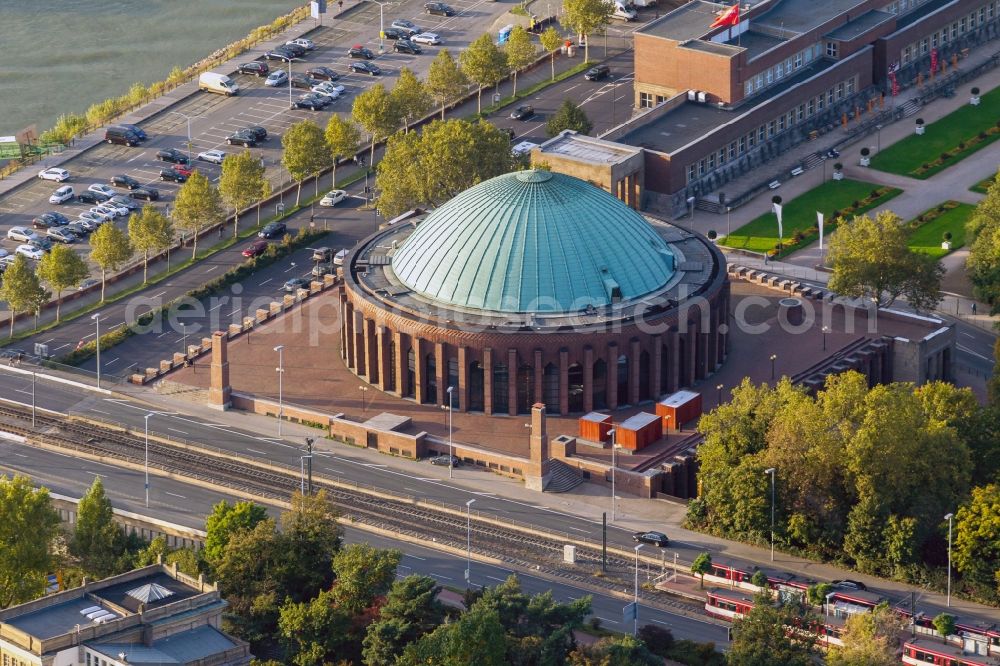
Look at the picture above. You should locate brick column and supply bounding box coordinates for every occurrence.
[583,346,594,413]
[483,347,494,415]
[457,346,468,413]
[353,312,366,376]
[525,403,551,492]
[507,348,518,416]
[344,301,355,369]
[629,338,641,405]
[339,293,349,361]
[559,348,569,415]
[208,331,231,411]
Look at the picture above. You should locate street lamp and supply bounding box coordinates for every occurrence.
[608,428,617,521]
[875,123,883,153]
[359,385,369,414]
[822,325,830,351]
[144,413,152,507]
[945,512,954,607]
[168,111,194,161]
[716,383,724,405]
[634,543,644,635]
[465,498,476,585]
[274,345,285,436]
[769,353,777,380]
[30,370,36,428]
[446,386,454,479]
[764,468,776,561]
[286,56,301,109]
[181,323,188,356]
[368,0,391,52]
[91,313,101,389]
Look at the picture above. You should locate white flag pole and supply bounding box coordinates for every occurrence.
[772,203,783,243]
[817,211,825,250]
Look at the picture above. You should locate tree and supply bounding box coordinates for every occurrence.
[460,33,509,114]
[278,490,342,601]
[540,26,564,80]
[827,603,903,666]
[391,67,432,132]
[933,613,956,643]
[281,120,332,205]
[278,589,351,666]
[70,476,126,578]
[569,635,661,666]
[89,221,133,301]
[966,168,1000,313]
[213,519,284,643]
[325,114,361,188]
[219,149,267,237]
[0,475,60,608]
[0,255,46,338]
[426,48,469,119]
[204,500,268,569]
[691,552,712,588]
[362,575,446,666]
[352,83,401,166]
[376,118,516,217]
[173,170,224,259]
[331,542,401,615]
[546,99,593,137]
[398,605,507,666]
[36,245,88,321]
[727,593,816,666]
[750,569,768,589]
[504,26,537,97]
[827,211,944,310]
[127,204,174,282]
[561,0,613,61]
[954,484,1000,594]
[806,582,833,606]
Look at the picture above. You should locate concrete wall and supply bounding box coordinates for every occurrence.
[50,494,206,550]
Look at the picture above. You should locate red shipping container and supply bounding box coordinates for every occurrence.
[579,412,612,442]
[616,412,662,451]
[656,390,703,431]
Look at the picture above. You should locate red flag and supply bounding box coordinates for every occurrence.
[710,4,740,28]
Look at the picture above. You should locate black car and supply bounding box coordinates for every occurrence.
[77,190,110,204]
[159,167,187,183]
[424,2,456,15]
[632,531,670,547]
[348,45,375,59]
[32,215,56,229]
[283,277,311,292]
[307,66,341,82]
[114,123,148,141]
[243,126,268,142]
[350,61,382,76]
[42,211,71,225]
[226,130,258,147]
[259,221,287,239]
[294,93,330,110]
[290,73,320,89]
[110,174,142,190]
[282,42,307,57]
[393,39,422,55]
[131,187,160,201]
[238,61,270,77]
[510,104,535,120]
[430,454,461,467]
[585,65,610,81]
[156,148,190,165]
[832,580,868,591]
[383,27,405,40]
[110,195,140,210]
[264,45,297,61]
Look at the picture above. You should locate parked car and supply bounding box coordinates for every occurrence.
[104,126,141,146]
[8,227,38,243]
[312,82,343,99]
[312,247,333,262]
[88,183,116,198]
[832,580,868,591]
[110,174,142,190]
[34,212,70,228]
[237,61,269,77]
[77,212,106,229]
[46,228,77,244]
[227,129,259,147]
[412,32,442,45]
[64,222,89,238]
[585,64,610,81]
[243,126,268,142]
[242,240,269,258]
[283,277,311,292]
[319,190,348,207]
[510,105,535,120]
[49,185,75,204]
[391,19,419,35]
[77,190,111,204]
[156,148,190,165]
[632,531,670,547]
[86,207,114,223]
[350,61,382,76]
[31,215,56,229]
[430,454,461,467]
[393,39,422,55]
[197,149,227,164]
[282,42,307,57]
[159,168,187,183]
[265,70,289,87]
[264,45,297,61]
[294,93,331,110]
[424,2,456,15]
[258,221,287,239]
[15,244,43,260]
[287,37,316,51]
[288,73,318,89]
[38,167,70,182]
[382,27,405,40]
[307,66,341,82]
[115,124,148,141]
[311,263,333,278]
[28,237,53,252]
[131,187,160,201]
[348,45,375,59]
[95,203,127,218]
[110,194,140,209]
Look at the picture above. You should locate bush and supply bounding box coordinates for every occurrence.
[833,162,843,171]
[852,200,861,208]
[588,617,602,631]
[940,152,951,161]
[707,230,717,240]
[830,209,841,218]
[957,140,966,150]
[979,131,988,140]
[751,569,769,588]
[943,231,953,241]
[638,625,675,656]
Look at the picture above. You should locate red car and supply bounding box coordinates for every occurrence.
[174,164,195,177]
[242,240,269,258]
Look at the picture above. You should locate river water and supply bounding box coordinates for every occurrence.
[0,0,305,137]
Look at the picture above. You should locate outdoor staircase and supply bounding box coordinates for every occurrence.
[544,459,584,493]
[800,151,825,171]
[898,98,922,118]
[695,198,724,214]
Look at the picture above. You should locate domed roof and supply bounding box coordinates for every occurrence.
[390,170,676,313]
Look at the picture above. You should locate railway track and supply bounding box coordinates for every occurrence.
[0,402,708,619]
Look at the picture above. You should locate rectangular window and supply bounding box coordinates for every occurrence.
[777,115,785,132]
[817,94,825,111]
[785,57,793,72]
[707,153,716,170]
[797,104,805,121]
[903,45,913,63]
[952,22,958,38]
[758,126,766,142]
[687,165,697,183]
[826,41,838,57]
[795,52,803,68]
[745,80,753,96]
[766,68,773,85]
[748,131,756,147]
[755,73,764,89]
[87,655,91,666]
[775,63,783,80]
[729,142,737,160]
[639,92,653,108]
[767,120,776,137]
[655,95,666,105]
[835,82,844,100]
[940,29,947,44]
[698,159,706,176]
[807,99,815,115]
[718,148,726,164]
[847,77,856,95]
[931,32,938,47]
[739,136,747,153]
[988,4,994,19]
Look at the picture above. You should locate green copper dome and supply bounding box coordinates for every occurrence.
[390,170,676,313]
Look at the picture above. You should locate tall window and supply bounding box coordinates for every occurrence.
[826,41,838,57]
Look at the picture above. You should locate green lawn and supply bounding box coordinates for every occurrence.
[907,202,973,258]
[869,85,1000,179]
[719,178,902,255]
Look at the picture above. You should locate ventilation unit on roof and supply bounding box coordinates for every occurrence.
[697,91,707,103]
[687,90,697,101]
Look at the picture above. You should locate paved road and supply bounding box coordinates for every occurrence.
[0,433,728,646]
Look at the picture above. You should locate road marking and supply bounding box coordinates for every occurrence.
[246,448,267,455]
[429,573,452,581]
[91,408,111,415]
[206,265,219,273]
[228,309,241,317]
[157,331,170,338]
[595,616,618,624]
[165,492,186,499]
[12,452,28,458]
[958,345,992,362]
[42,338,55,344]
[648,618,671,626]
[104,357,119,367]
[259,278,273,286]
[486,575,507,582]
[15,390,31,396]
[208,302,225,312]
[404,553,426,561]
[961,332,975,338]
[167,428,188,435]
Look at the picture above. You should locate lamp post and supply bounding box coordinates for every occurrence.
[608,428,617,521]
[446,386,454,479]
[30,370,36,428]
[144,413,152,507]
[769,353,777,380]
[359,385,369,414]
[168,111,193,160]
[274,345,285,436]
[822,325,830,351]
[875,123,883,153]
[91,313,101,389]
[181,323,188,356]
[945,512,954,607]
[634,543,644,635]
[716,383,724,405]
[465,499,476,585]
[286,57,301,109]
[368,0,390,52]
[764,468,776,561]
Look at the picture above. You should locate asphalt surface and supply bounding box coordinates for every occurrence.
[0,426,728,645]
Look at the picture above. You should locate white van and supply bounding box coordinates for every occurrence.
[611,0,637,20]
[199,72,240,96]
[333,249,349,266]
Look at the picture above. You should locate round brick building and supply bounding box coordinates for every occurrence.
[340,170,729,416]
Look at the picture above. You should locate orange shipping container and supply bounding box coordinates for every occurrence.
[656,390,703,431]
[579,412,612,442]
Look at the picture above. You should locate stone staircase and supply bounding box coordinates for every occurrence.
[898,98,922,118]
[544,459,584,493]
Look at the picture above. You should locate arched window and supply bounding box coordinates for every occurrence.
[592,359,607,410]
[426,353,437,404]
[516,364,534,414]
[493,363,508,412]
[468,362,484,412]
[543,363,559,413]
[617,354,629,406]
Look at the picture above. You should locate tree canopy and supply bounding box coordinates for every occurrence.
[71,476,127,577]
[391,67,432,132]
[36,245,88,321]
[504,26,537,96]
[561,0,613,61]
[426,48,469,119]
[281,120,332,205]
[325,114,361,188]
[172,170,224,258]
[127,204,174,282]
[219,149,268,236]
[0,254,47,337]
[0,475,60,608]
[204,500,268,568]
[546,99,593,137]
[727,593,817,666]
[352,83,401,165]
[89,222,133,301]
[967,168,1000,312]
[460,33,508,113]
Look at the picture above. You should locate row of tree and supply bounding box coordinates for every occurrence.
[689,370,1000,603]
[967,168,1000,314]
